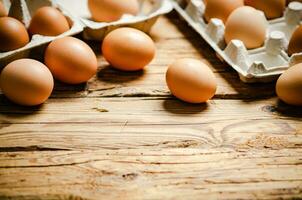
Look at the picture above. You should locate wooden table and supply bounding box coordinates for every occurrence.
[1,12,302,200]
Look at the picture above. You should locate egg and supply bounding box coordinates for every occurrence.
[44,37,97,84]
[0,17,29,51]
[276,63,302,106]
[288,25,302,56]
[204,0,244,23]
[0,59,54,106]
[166,58,217,104]
[88,0,139,22]
[225,6,268,49]
[28,6,70,36]
[244,0,286,19]
[0,1,7,17]
[102,27,156,71]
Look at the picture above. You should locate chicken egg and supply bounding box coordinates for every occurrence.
[29,6,70,36]
[44,37,97,84]
[276,63,302,106]
[204,0,244,23]
[166,58,217,104]
[88,0,139,22]
[288,25,302,56]
[245,0,286,19]
[0,59,54,106]
[102,27,156,71]
[0,1,7,17]
[0,17,29,51]
[225,6,268,49]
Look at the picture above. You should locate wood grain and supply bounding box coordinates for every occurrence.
[0,11,301,200]
[0,97,301,151]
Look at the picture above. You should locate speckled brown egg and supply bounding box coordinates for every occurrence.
[0,59,54,106]
[0,1,7,17]
[102,27,156,71]
[288,25,302,56]
[0,17,29,51]
[245,0,286,19]
[276,63,302,106]
[28,6,70,36]
[88,0,139,22]
[225,6,268,49]
[204,0,244,23]
[44,37,97,84]
[166,58,217,104]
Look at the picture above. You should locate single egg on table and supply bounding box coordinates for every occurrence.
[0,1,7,17]
[276,63,302,106]
[166,58,217,104]
[245,0,286,19]
[44,36,98,84]
[224,6,268,49]
[0,59,54,106]
[88,0,139,22]
[204,0,244,24]
[288,25,302,56]
[102,27,156,71]
[0,17,29,51]
[28,6,70,36]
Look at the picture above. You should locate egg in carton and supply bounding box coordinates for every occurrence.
[174,0,302,83]
[56,0,173,41]
[0,0,83,68]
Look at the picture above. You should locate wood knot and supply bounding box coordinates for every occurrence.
[122,173,138,181]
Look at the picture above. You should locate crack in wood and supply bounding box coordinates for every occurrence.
[0,146,71,152]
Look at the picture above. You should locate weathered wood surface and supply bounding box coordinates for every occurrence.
[0,12,302,200]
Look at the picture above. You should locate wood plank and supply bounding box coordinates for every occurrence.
[0,97,301,151]
[0,149,301,199]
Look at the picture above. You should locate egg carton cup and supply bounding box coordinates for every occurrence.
[174,0,302,83]
[0,0,83,68]
[56,0,173,41]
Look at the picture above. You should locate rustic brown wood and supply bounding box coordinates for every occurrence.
[0,11,301,200]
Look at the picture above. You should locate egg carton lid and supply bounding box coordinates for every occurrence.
[173,0,302,83]
[55,0,173,40]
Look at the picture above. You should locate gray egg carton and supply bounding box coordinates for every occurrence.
[0,0,173,68]
[174,0,302,82]
[56,0,173,41]
[0,0,83,68]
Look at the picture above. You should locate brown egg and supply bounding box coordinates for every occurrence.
[288,25,302,56]
[225,6,268,49]
[0,59,54,106]
[102,27,156,71]
[166,58,217,104]
[0,1,7,17]
[204,0,244,24]
[276,63,302,106]
[244,0,286,19]
[88,0,139,22]
[0,17,29,51]
[44,37,97,84]
[29,6,70,36]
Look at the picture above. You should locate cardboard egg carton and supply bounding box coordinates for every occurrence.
[56,0,173,41]
[0,0,83,68]
[174,0,302,82]
[0,0,173,68]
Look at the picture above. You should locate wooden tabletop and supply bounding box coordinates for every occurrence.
[1,12,302,200]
